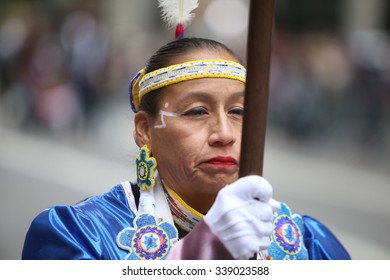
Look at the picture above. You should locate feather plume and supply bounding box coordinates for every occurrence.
[157,0,199,29]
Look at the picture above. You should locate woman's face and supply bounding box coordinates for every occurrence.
[136,48,245,213]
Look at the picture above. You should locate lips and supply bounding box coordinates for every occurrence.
[205,156,237,167]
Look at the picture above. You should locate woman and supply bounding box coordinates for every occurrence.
[22,37,351,260]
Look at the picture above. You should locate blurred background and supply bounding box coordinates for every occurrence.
[0,0,389,260]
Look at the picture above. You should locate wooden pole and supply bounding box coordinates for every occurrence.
[239,0,276,178]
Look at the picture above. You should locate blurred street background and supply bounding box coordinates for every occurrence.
[1,0,389,260]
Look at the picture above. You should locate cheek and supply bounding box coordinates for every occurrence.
[233,123,242,144]
[151,125,205,165]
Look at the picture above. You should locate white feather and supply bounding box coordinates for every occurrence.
[157,0,199,28]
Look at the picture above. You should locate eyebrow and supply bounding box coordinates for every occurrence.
[228,91,245,101]
[176,91,244,107]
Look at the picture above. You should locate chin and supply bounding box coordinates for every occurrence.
[206,175,237,192]
[215,173,238,186]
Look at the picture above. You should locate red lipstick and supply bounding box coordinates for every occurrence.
[206,156,237,167]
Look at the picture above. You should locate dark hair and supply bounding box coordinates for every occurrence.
[138,37,242,117]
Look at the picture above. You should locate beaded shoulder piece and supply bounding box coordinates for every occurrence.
[265,203,309,260]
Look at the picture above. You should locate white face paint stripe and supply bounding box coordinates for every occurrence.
[154,110,178,128]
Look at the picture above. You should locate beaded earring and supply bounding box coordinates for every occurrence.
[136,145,157,191]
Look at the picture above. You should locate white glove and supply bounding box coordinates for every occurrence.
[204,175,280,260]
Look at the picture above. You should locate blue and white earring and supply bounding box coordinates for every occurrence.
[116,144,178,260]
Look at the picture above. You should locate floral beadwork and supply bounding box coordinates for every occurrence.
[117,214,178,260]
[136,145,157,191]
[267,203,309,260]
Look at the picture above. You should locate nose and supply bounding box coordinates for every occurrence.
[208,111,236,147]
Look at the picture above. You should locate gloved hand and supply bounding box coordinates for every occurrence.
[204,175,280,260]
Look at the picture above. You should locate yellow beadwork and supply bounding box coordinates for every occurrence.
[164,184,204,219]
[130,59,246,112]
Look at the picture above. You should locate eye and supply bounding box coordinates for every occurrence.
[183,107,209,116]
[229,107,244,116]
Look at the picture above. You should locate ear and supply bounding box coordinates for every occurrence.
[133,111,153,148]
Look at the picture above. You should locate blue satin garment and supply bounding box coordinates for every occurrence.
[22,184,135,260]
[22,183,351,260]
[302,215,351,260]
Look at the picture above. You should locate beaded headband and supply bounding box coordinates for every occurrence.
[129,59,247,112]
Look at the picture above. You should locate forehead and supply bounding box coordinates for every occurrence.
[159,77,245,108]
